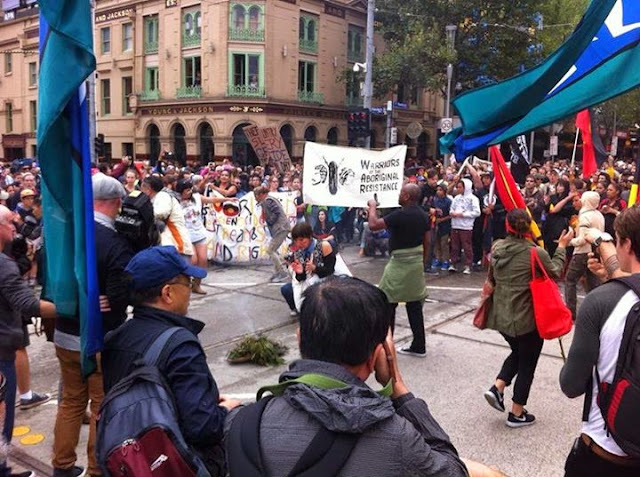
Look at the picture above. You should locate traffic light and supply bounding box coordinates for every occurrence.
[347,108,371,143]
[95,133,105,157]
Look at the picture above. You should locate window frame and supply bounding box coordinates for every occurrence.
[297,60,316,93]
[100,27,111,55]
[4,53,11,75]
[29,100,37,132]
[101,78,111,116]
[182,7,202,47]
[227,51,264,96]
[145,66,159,91]
[6,102,12,133]
[299,15,318,53]
[229,3,265,41]
[182,55,202,87]
[144,15,159,54]
[347,25,364,62]
[28,62,37,87]
[122,22,133,52]
[122,76,133,115]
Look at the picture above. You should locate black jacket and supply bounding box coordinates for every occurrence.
[102,306,228,449]
[56,222,133,336]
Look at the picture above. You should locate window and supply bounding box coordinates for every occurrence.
[347,25,364,62]
[299,16,318,53]
[101,79,111,115]
[145,67,159,91]
[122,142,134,158]
[28,62,37,87]
[229,4,264,41]
[6,103,12,132]
[298,61,322,103]
[4,53,11,74]
[29,101,37,132]
[228,52,263,96]
[183,8,201,47]
[178,56,201,98]
[122,23,133,52]
[122,77,132,114]
[103,142,112,161]
[101,27,111,54]
[144,15,159,54]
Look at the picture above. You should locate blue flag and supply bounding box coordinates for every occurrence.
[442,0,640,159]
[38,0,101,375]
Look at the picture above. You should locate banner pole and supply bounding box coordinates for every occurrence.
[571,128,580,169]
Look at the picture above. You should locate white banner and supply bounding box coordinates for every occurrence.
[303,143,407,208]
[203,191,297,264]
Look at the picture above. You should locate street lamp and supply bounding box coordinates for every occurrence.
[444,24,457,166]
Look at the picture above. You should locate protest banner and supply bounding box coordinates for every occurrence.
[204,190,297,264]
[303,142,407,208]
[243,125,293,174]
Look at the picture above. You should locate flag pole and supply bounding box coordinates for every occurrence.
[570,128,580,168]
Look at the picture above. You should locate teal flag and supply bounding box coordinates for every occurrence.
[38,0,101,375]
[443,0,640,159]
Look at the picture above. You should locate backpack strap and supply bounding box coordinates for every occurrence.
[287,429,358,477]
[142,327,199,367]
[256,373,393,400]
[227,396,274,477]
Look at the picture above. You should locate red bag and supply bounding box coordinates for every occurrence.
[473,269,494,329]
[529,248,573,339]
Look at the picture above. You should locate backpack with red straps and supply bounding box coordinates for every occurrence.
[594,276,640,458]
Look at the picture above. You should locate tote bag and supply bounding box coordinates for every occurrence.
[529,248,573,339]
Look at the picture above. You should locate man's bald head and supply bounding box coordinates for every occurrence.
[400,183,421,206]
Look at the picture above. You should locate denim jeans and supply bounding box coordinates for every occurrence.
[0,359,16,476]
[280,282,296,311]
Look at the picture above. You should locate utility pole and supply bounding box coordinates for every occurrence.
[364,0,374,149]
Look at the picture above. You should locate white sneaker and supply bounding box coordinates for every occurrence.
[447,265,457,272]
[463,266,471,275]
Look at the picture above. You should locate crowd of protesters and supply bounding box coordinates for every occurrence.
[2,150,640,476]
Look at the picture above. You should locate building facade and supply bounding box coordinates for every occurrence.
[0,0,444,166]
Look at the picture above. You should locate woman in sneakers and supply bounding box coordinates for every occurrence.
[483,209,573,427]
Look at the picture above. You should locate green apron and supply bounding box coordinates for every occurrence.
[378,245,428,303]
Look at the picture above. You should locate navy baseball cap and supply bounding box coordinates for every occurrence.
[125,246,207,290]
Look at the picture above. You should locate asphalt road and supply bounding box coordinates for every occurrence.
[10,244,585,477]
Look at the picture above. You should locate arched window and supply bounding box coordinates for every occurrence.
[232,123,259,167]
[280,124,294,157]
[194,11,202,35]
[198,123,214,165]
[249,6,261,30]
[327,127,338,145]
[304,126,317,143]
[184,13,193,35]
[233,5,245,29]
[299,18,305,41]
[307,20,316,42]
[172,123,187,166]
[147,124,161,165]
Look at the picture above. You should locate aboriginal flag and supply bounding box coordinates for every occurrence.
[38,0,101,375]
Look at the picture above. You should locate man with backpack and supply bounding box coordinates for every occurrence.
[560,206,640,476]
[224,276,470,476]
[101,246,240,476]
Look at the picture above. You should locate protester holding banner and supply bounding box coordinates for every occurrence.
[207,169,237,198]
[254,186,291,283]
[368,184,429,358]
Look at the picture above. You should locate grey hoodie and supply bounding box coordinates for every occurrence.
[224,359,468,476]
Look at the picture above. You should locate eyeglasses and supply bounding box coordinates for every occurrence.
[168,277,193,290]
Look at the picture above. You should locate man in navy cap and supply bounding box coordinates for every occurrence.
[102,246,240,476]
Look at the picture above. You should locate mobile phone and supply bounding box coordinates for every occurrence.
[591,244,600,260]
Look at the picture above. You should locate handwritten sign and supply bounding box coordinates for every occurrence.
[303,142,407,208]
[204,191,297,264]
[243,125,293,174]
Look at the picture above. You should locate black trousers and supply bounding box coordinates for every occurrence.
[565,437,640,477]
[389,301,426,354]
[497,331,544,406]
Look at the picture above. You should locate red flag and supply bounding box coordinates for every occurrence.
[576,109,597,179]
[489,145,543,246]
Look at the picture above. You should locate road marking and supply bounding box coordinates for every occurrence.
[13,426,30,437]
[20,433,45,445]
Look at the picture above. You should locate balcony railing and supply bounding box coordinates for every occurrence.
[144,39,158,54]
[226,84,266,98]
[345,96,363,108]
[176,85,202,98]
[139,89,161,101]
[299,38,318,53]
[228,28,265,42]
[298,90,324,104]
[182,32,201,48]
[347,49,364,63]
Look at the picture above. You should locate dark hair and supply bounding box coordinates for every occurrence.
[608,181,622,196]
[556,179,570,199]
[426,168,438,179]
[292,222,313,240]
[143,175,164,192]
[299,276,389,366]
[175,179,193,194]
[129,283,165,306]
[506,209,531,237]
[614,206,640,262]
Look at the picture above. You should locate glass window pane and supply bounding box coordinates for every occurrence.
[307,63,315,91]
[298,62,304,91]
[299,18,305,40]
[234,5,245,29]
[249,7,260,29]
[307,21,315,41]
[233,54,244,85]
